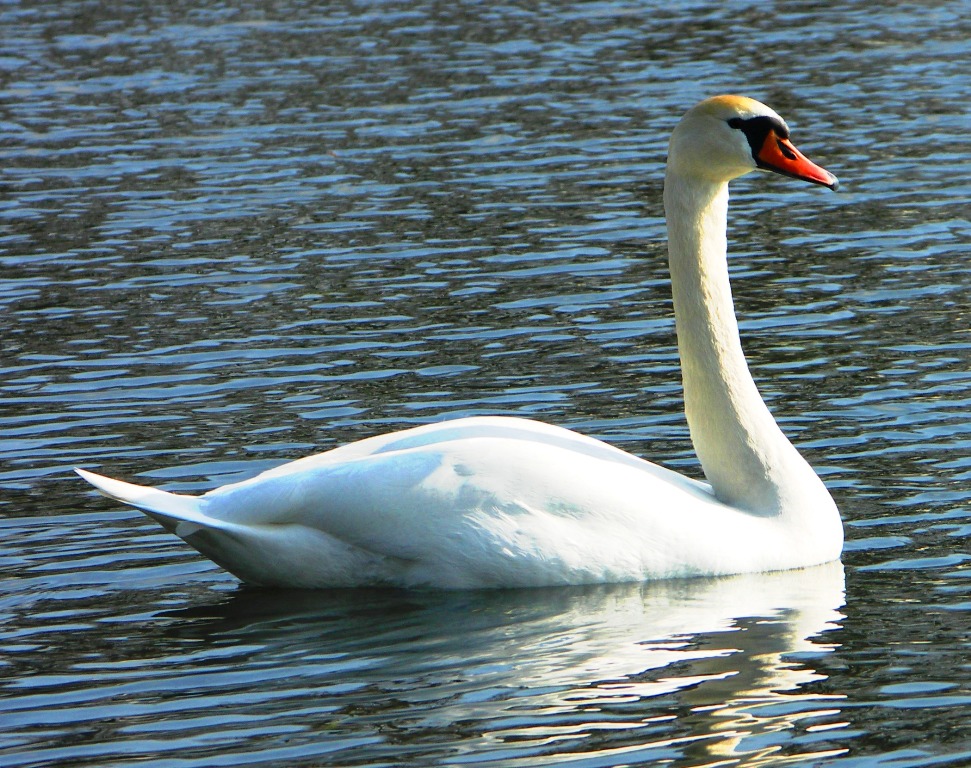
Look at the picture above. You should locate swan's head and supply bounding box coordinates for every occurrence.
[667,95,838,190]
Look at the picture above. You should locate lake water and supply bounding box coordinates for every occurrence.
[2,0,970,765]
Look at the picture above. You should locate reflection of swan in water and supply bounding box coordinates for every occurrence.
[160,563,846,764]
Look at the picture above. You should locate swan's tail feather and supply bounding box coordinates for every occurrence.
[74,468,216,535]
[76,468,289,585]
[75,467,389,588]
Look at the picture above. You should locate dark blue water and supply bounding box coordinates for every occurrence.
[2,0,970,765]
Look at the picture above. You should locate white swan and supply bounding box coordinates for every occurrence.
[77,95,844,589]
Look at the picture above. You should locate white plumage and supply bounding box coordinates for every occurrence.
[78,95,844,589]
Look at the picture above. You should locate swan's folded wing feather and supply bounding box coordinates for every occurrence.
[199,436,721,571]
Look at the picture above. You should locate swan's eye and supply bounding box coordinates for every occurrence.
[727,117,744,129]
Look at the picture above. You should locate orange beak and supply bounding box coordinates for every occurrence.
[756,131,839,190]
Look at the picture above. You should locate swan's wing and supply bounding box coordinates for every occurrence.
[79,418,731,587]
[200,434,722,585]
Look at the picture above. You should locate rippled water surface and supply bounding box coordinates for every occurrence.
[2,0,970,765]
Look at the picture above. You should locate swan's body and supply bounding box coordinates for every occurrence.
[77,95,844,589]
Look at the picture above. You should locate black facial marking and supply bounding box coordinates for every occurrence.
[727,115,790,160]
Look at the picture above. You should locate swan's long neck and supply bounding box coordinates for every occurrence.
[663,170,827,516]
